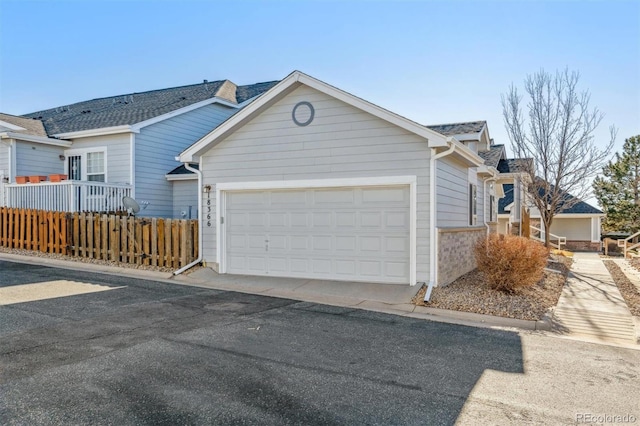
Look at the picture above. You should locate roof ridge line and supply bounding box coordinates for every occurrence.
[23,79,229,116]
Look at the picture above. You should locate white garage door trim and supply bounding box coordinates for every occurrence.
[216,176,417,285]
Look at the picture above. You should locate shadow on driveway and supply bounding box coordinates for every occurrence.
[0,260,524,425]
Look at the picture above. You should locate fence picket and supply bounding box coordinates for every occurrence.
[157,219,165,267]
[0,208,198,269]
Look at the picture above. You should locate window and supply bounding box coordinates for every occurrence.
[469,184,477,225]
[64,148,106,182]
[87,152,105,182]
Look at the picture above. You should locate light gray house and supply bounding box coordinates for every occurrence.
[0,79,278,216]
[178,71,500,288]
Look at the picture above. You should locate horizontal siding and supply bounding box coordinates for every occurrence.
[172,180,198,219]
[135,103,237,218]
[0,143,9,178]
[436,157,469,227]
[200,85,432,283]
[15,141,64,177]
[68,133,131,184]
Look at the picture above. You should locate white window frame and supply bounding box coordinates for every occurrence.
[469,183,477,226]
[64,147,108,182]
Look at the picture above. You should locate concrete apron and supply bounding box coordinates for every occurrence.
[180,267,423,308]
[552,253,638,344]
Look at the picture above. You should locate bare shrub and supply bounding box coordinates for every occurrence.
[475,234,550,293]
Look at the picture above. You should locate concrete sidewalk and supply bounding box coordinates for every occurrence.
[552,252,638,344]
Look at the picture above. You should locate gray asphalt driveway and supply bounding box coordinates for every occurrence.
[0,260,524,425]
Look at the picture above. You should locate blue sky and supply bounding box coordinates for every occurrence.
[1,0,638,161]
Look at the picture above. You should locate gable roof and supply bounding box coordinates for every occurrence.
[426,121,486,136]
[497,158,532,174]
[478,144,505,168]
[499,183,603,215]
[21,79,279,136]
[179,70,485,167]
[0,113,47,137]
[167,164,198,175]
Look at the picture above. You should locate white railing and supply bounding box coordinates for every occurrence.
[0,181,132,213]
[618,231,640,258]
[530,225,566,249]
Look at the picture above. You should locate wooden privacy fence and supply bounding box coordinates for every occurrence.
[0,208,198,268]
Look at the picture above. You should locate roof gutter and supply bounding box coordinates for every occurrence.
[426,138,457,302]
[54,125,137,139]
[0,132,73,147]
[173,162,203,275]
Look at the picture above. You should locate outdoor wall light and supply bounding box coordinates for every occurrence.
[59,155,66,161]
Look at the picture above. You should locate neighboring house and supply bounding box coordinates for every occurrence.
[0,79,278,217]
[488,144,603,251]
[177,71,500,288]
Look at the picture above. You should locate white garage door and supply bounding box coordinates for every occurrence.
[224,186,410,284]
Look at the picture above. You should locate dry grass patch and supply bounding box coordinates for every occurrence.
[414,254,572,321]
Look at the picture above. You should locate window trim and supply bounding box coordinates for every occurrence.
[64,147,108,182]
[469,183,477,226]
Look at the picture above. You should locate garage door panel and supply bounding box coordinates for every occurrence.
[225,186,410,284]
[271,190,307,205]
[335,260,356,275]
[269,212,287,227]
[248,235,266,250]
[268,257,288,273]
[229,235,246,250]
[386,262,409,278]
[248,212,266,227]
[385,211,408,228]
[290,235,309,250]
[360,236,381,251]
[290,258,309,273]
[246,257,267,272]
[290,213,308,227]
[312,235,332,251]
[314,189,355,204]
[360,261,382,276]
[362,187,407,203]
[268,235,287,250]
[312,212,332,227]
[312,259,332,274]
[336,211,356,227]
[386,237,409,252]
[361,212,382,227]
[335,236,356,251]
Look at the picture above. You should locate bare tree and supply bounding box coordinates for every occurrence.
[502,69,616,247]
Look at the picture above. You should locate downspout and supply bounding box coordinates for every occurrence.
[173,162,203,275]
[425,138,456,302]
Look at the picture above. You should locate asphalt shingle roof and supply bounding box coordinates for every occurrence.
[167,164,199,175]
[497,158,532,174]
[22,79,280,135]
[498,183,602,215]
[0,113,47,137]
[478,144,504,168]
[426,120,486,136]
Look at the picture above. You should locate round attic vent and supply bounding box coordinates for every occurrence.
[292,101,314,127]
